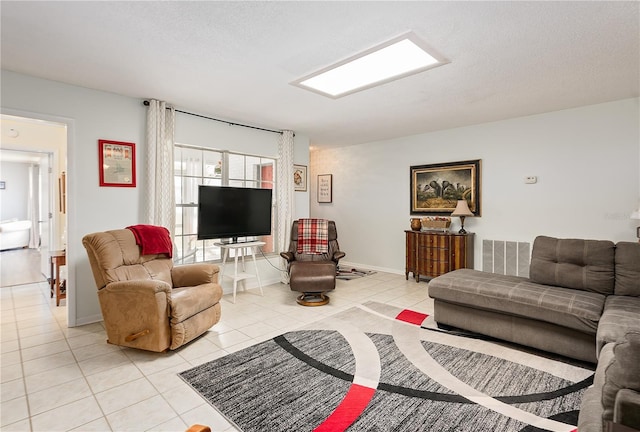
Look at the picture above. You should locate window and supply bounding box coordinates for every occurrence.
[174,144,276,264]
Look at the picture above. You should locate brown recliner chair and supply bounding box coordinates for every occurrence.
[280,220,345,306]
[82,228,223,352]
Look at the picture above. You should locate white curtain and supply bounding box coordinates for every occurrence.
[144,100,176,235]
[27,164,39,248]
[182,155,200,261]
[276,130,295,283]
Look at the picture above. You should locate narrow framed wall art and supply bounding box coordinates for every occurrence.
[98,140,136,187]
[294,164,307,191]
[317,174,333,203]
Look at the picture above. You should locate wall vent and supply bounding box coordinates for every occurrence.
[482,240,530,277]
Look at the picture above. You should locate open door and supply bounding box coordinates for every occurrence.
[39,153,54,277]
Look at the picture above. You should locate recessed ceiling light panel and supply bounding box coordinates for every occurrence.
[291,32,449,98]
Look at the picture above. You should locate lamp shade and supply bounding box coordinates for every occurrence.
[451,200,473,217]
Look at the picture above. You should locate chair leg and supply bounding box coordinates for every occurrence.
[296,293,330,306]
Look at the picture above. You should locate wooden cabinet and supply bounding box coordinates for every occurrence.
[405,230,474,282]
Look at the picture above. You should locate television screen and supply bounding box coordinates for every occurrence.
[197,185,273,242]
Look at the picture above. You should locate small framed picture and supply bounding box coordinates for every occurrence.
[318,174,333,203]
[0,181,5,190]
[98,140,136,187]
[293,165,307,192]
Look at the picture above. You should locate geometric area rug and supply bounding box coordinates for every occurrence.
[336,266,377,280]
[179,301,593,432]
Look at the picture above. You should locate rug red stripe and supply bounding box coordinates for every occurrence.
[396,309,429,326]
[313,383,376,432]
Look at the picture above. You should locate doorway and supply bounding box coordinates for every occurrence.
[0,115,67,303]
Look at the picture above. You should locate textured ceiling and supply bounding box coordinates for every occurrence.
[1,1,638,148]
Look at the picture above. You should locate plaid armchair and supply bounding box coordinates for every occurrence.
[280,219,345,306]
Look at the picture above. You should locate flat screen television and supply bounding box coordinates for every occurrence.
[197,185,273,242]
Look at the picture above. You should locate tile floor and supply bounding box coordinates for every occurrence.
[1,271,433,432]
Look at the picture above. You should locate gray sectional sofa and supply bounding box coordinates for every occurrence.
[578,330,640,431]
[428,235,640,432]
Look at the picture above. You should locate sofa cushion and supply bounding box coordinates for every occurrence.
[596,296,640,353]
[602,331,640,422]
[615,242,640,296]
[529,236,615,295]
[428,269,605,334]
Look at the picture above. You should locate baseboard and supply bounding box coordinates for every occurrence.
[73,313,104,327]
[338,260,404,276]
[219,275,283,295]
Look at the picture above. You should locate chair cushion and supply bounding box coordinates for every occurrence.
[290,261,336,293]
[529,236,615,295]
[170,284,223,324]
[83,229,174,288]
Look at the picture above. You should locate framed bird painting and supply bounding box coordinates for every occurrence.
[410,159,481,216]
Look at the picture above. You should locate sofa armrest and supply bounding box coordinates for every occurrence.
[171,263,219,287]
[104,279,172,295]
[333,251,346,262]
[614,389,640,430]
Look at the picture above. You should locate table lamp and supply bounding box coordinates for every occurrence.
[451,200,474,234]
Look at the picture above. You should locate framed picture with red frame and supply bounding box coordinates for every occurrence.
[98,140,136,187]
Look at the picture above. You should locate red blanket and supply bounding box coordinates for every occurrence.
[126,224,173,258]
[296,219,329,254]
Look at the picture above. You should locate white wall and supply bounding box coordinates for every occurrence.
[311,98,640,274]
[1,70,309,325]
[0,161,30,220]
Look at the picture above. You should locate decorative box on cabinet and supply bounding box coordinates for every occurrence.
[405,230,474,282]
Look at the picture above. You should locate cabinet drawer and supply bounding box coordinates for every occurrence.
[418,235,450,249]
[422,260,450,277]
[418,247,449,260]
